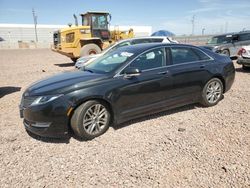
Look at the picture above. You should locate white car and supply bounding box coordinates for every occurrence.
[237,46,250,70]
[75,36,178,69]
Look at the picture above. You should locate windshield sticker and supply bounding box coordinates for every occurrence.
[121,52,134,57]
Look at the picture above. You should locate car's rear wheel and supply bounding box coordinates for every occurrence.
[71,100,111,140]
[201,78,223,107]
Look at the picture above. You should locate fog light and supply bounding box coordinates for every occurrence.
[31,122,51,128]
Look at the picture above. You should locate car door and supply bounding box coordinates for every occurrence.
[114,47,172,120]
[166,46,213,103]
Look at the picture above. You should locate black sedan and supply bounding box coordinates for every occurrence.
[19,43,235,139]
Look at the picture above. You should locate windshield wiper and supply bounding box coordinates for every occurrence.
[80,66,94,73]
[84,68,93,73]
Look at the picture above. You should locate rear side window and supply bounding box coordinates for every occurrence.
[171,47,200,64]
[239,33,250,41]
[192,48,211,61]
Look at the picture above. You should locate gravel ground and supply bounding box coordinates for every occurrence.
[0,49,249,187]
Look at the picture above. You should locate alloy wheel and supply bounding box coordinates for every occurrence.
[206,80,222,104]
[82,104,108,135]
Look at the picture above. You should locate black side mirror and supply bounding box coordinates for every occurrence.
[123,67,141,78]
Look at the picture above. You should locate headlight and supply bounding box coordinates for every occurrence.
[77,57,92,64]
[212,46,219,52]
[31,95,63,106]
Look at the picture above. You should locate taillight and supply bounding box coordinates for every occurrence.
[238,48,246,55]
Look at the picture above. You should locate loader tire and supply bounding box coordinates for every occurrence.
[80,44,101,57]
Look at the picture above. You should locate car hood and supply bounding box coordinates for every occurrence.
[25,70,108,96]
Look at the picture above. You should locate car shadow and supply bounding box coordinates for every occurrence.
[112,104,197,131]
[235,67,250,73]
[54,62,75,67]
[0,86,21,98]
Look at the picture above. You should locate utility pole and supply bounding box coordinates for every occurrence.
[32,8,38,42]
[191,15,195,36]
[202,28,205,35]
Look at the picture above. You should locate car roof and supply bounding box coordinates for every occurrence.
[118,36,170,43]
[115,43,198,54]
[213,31,250,37]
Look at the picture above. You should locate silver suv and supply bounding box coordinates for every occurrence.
[204,31,250,57]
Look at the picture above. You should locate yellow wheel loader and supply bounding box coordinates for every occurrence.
[52,12,134,62]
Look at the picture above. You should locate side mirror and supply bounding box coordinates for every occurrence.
[123,67,141,79]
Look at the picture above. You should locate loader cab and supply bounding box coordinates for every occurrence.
[81,12,111,41]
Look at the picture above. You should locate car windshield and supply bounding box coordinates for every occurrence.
[207,35,232,45]
[102,40,131,54]
[84,48,135,74]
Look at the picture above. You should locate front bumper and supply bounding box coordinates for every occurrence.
[20,97,71,138]
[237,57,250,67]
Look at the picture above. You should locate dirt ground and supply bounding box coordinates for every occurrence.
[0,49,249,187]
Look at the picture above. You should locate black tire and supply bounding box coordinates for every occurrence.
[221,49,230,56]
[71,100,111,140]
[242,65,249,70]
[71,58,77,63]
[80,44,101,57]
[200,78,224,107]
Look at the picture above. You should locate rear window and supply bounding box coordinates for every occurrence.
[151,38,164,43]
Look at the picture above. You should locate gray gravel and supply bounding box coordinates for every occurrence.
[0,49,249,187]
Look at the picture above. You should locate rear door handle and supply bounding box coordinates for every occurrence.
[157,71,168,75]
[200,64,205,69]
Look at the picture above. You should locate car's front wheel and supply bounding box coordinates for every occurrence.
[201,78,224,107]
[221,49,230,56]
[71,100,111,140]
[242,65,250,70]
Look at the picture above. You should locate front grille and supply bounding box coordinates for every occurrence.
[53,31,61,46]
[21,96,37,108]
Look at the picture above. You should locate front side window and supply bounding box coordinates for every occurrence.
[207,35,232,45]
[66,32,75,43]
[127,48,165,71]
[171,47,200,64]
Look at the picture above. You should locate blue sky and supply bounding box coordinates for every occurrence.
[0,0,250,35]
